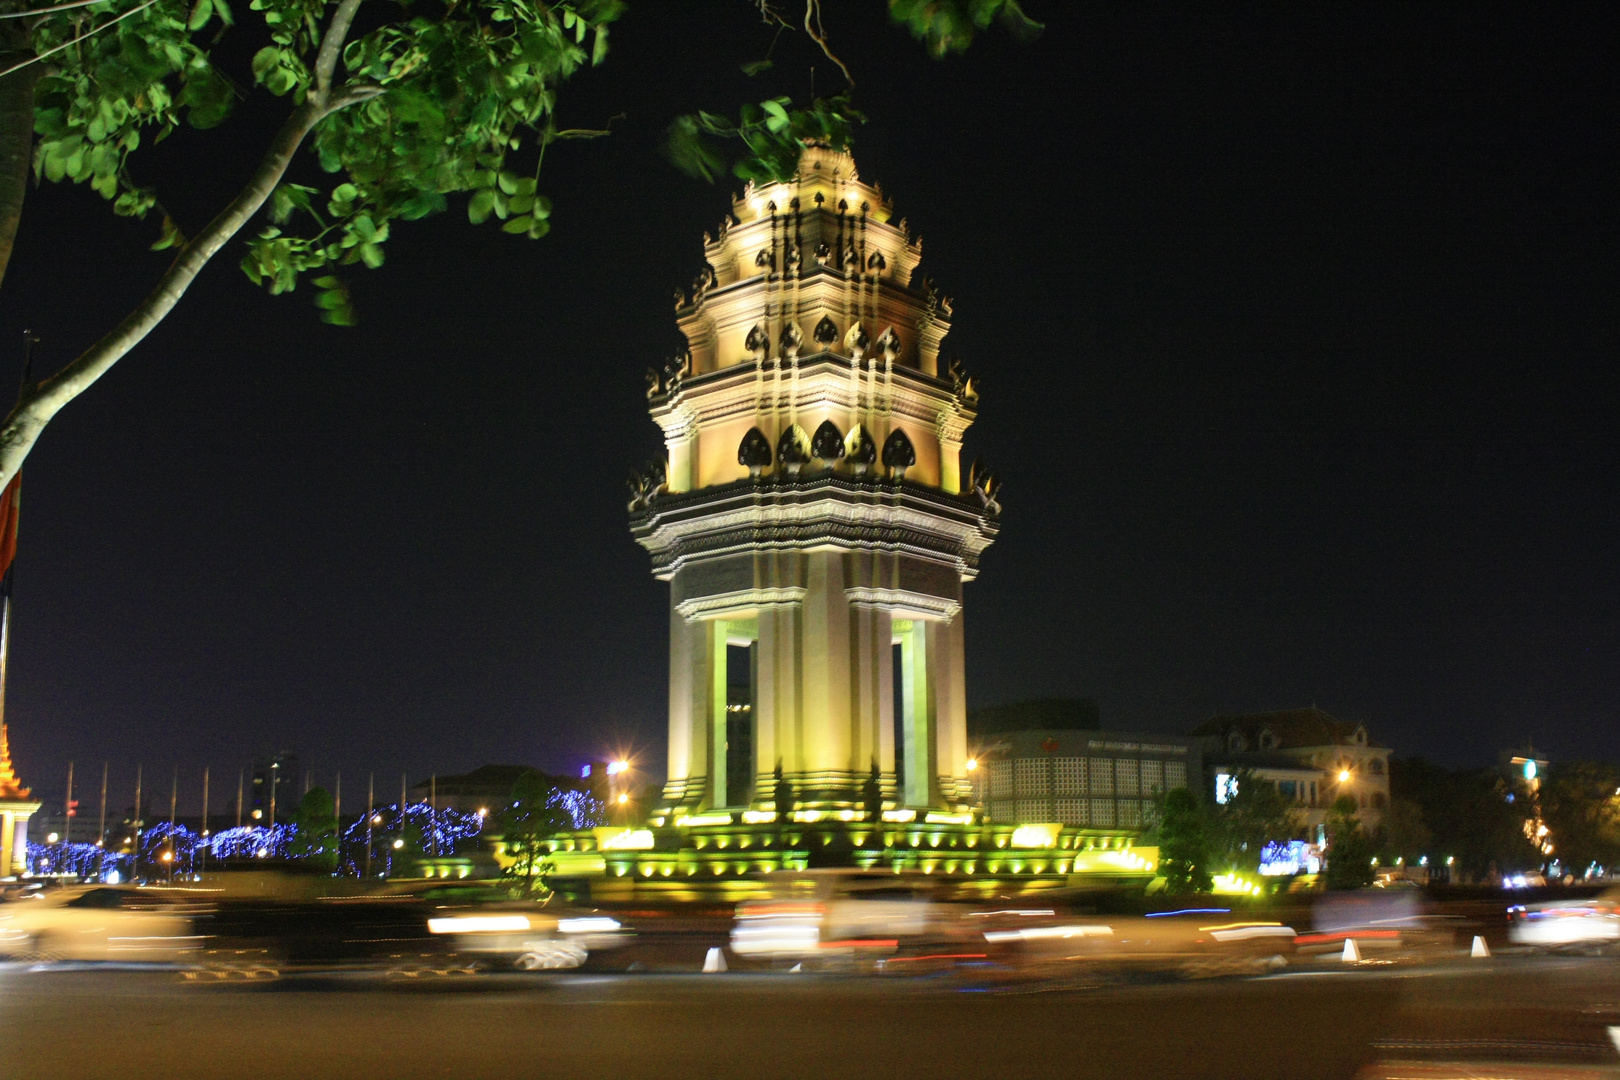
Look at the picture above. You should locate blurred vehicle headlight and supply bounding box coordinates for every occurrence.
[428,915,532,934]
[557,917,620,934]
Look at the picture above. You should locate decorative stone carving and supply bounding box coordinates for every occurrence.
[626,456,667,512]
[777,424,810,475]
[969,457,1002,517]
[845,425,877,475]
[814,241,832,266]
[745,324,770,363]
[948,357,978,405]
[867,250,886,272]
[778,322,803,361]
[811,419,846,464]
[754,248,773,271]
[844,322,870,361]
[812,316,839,348]
[876,326,901,364]
[737,427,773,479]
[882,428,916,479]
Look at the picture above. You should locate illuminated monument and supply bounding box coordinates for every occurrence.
[631,143,997,824]
[0,722,39,876]
[544,144,1155,890]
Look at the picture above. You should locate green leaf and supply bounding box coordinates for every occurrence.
[501,215,533,234]
[359,242,384,268]
[496,170,518,195]
[468,188,495,224]
[740,59,773,77]
[760,98,790,132]
[591,23,608,66]
[186,0,213,31]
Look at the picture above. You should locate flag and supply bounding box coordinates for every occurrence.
[0,472,18,597]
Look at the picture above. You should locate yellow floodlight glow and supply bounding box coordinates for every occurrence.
[925,812,974,826]
[1338,769,1351,783]
[675,813,733,828]
[964,758,978,772]
[882,809,916,823]
[1010,824,1060,849]
[597,828,654,851]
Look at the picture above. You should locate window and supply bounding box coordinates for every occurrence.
[1278,780,1296,798]
[1165,761,1187,789]
[1369,758,1385,776]
[1089,799,1115,828]
[1140,760,1164,795]
[989,760,1013,799]
[1016,799,1048,823]
[1056,799,1086,826]
[1015,758,1049,797]
[1088,759,1114,796]
[1118,800,1142,828]
[1227,731,1247,752]
[988,800,1014,824]
[1053,758,1087,796]
[1115,760,1140,797]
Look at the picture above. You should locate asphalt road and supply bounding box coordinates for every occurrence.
[3,957,1619,1079]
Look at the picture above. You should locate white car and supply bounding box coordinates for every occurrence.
[0,886,199,962]
[1508,887,1620,949]
[731,870,940,961]
[426,906,626,970]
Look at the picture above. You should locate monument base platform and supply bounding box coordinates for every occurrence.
[539,818,1159,902]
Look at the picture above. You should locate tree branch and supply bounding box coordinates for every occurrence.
[803,0,852,89]
[0,0,370,489]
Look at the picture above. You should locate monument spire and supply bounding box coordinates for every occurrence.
[633,140,996,824]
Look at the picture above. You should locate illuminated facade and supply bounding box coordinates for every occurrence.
[1194,707,1391,831]
[632,144,998,822]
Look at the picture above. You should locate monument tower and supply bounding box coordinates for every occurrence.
[632,143,1000,824]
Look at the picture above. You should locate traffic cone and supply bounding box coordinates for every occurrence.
[703,947,727,973]
[1342,937,1362,962]
[1471,935,1490,958]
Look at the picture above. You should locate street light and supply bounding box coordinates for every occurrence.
[1337,769,1351,783]
[393,838,405,850]
[965,758,978,772]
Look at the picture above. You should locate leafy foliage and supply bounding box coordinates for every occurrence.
[287,786,338,870]
[1323,794,1375,890]
[1389,757,1539,878]
[1155,787,1213,895]
[493,770,582,894]
[26,0,622,321]
[30,0,240,244]
[667,92,864,185]
[1209,768,1301,875]
[886,0,1043,58]
[1540,761,1620,877]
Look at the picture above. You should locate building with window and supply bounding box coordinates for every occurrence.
[979,728,1202,830]
[1192,707,1391,831]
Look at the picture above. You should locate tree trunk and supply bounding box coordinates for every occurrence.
[0,0,365,490]
[0,19,38,292]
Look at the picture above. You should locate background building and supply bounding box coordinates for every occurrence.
[971,700,1201,829]
[1192,707,1391,831]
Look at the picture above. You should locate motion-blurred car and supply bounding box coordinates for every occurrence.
[0,886,198,962]
[731,870,946,964]
[427,904,627,970]
[1509,888,1620,949]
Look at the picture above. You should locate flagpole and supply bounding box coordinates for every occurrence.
[167,766,177,882]
[365,773,374,880]
[97,762,107,879]
[132,764,142,883]
[200,766,210,877]
[63,760,73,848]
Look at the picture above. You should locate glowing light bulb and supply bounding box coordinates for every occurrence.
[965,758,978,772]
[1337,770,1351,783]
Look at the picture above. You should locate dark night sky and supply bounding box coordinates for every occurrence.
[1,2,1615,813]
